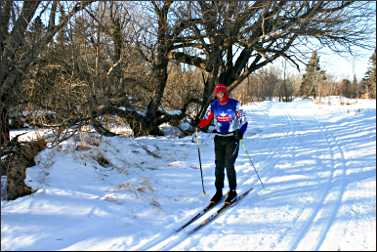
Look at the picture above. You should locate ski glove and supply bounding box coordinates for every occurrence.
[234,129,243,140]
[197,124,212,133]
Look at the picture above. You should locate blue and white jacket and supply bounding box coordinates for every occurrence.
[199,98,248,136]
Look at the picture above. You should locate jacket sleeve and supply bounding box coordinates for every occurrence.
[236,102,248,135]
[199,104,214,128]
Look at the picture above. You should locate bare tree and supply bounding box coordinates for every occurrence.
[166,1,375,117]
[70,0,375,134]
[0,0,94,147]
[1,1,375,142]
[82,1,203,136]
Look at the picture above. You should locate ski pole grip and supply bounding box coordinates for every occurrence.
[195,127,200,145]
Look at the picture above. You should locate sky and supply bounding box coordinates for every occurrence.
[275,47,375,81]
[318,49,374,81]
[277,2,376,82]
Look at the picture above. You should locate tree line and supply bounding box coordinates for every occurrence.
[298,49,376,100]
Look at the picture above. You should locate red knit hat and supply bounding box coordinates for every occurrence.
[214,84,227,94]
[214,84,229,104]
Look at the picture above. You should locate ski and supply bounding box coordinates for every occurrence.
[140,189,253,251]
[139,197,225,250]
[174,200,222,233]
[187,187,254,235]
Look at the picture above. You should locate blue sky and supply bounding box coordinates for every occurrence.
[280,1,376,81]
[318,49,374,81]
[275,47,375,81]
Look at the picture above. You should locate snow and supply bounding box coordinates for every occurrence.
[9,128,52,142]
[2,98,376,251]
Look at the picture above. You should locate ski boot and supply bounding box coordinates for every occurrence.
[225,190,237,204]
[210,190,223,204]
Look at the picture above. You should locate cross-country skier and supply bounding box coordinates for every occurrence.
[197,83,248,204]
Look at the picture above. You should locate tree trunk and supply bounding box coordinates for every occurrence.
[0,104,10,147]
[144,2,171,135]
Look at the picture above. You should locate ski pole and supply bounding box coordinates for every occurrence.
[195,128,206,195]
[240,140,265,189]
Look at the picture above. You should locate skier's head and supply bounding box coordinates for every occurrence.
[214,84,229,104]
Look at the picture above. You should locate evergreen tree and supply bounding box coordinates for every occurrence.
[351,74,358,98]
[360,49,376,99]
[359,74,369,98]
[368,50,376,99]
[299,50,325,98]
[339,79,352,98]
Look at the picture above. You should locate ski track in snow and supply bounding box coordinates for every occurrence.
[134,102,290,251]
[163,105,303,251]
[2,99,376,251]
[168,102,375,251]
[145,103,311,251]
[282,109,349,251]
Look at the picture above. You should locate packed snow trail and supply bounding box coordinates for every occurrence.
[1,98,376,251]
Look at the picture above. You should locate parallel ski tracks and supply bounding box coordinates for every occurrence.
[287,113,349,251]
[264,109,350,251]
[135,107,302,251]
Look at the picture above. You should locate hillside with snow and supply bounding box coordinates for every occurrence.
[1,98,376,251]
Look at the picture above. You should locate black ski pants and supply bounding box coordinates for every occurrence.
[214,134,240,191]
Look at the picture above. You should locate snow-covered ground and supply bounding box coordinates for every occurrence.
[2,98,376,251]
